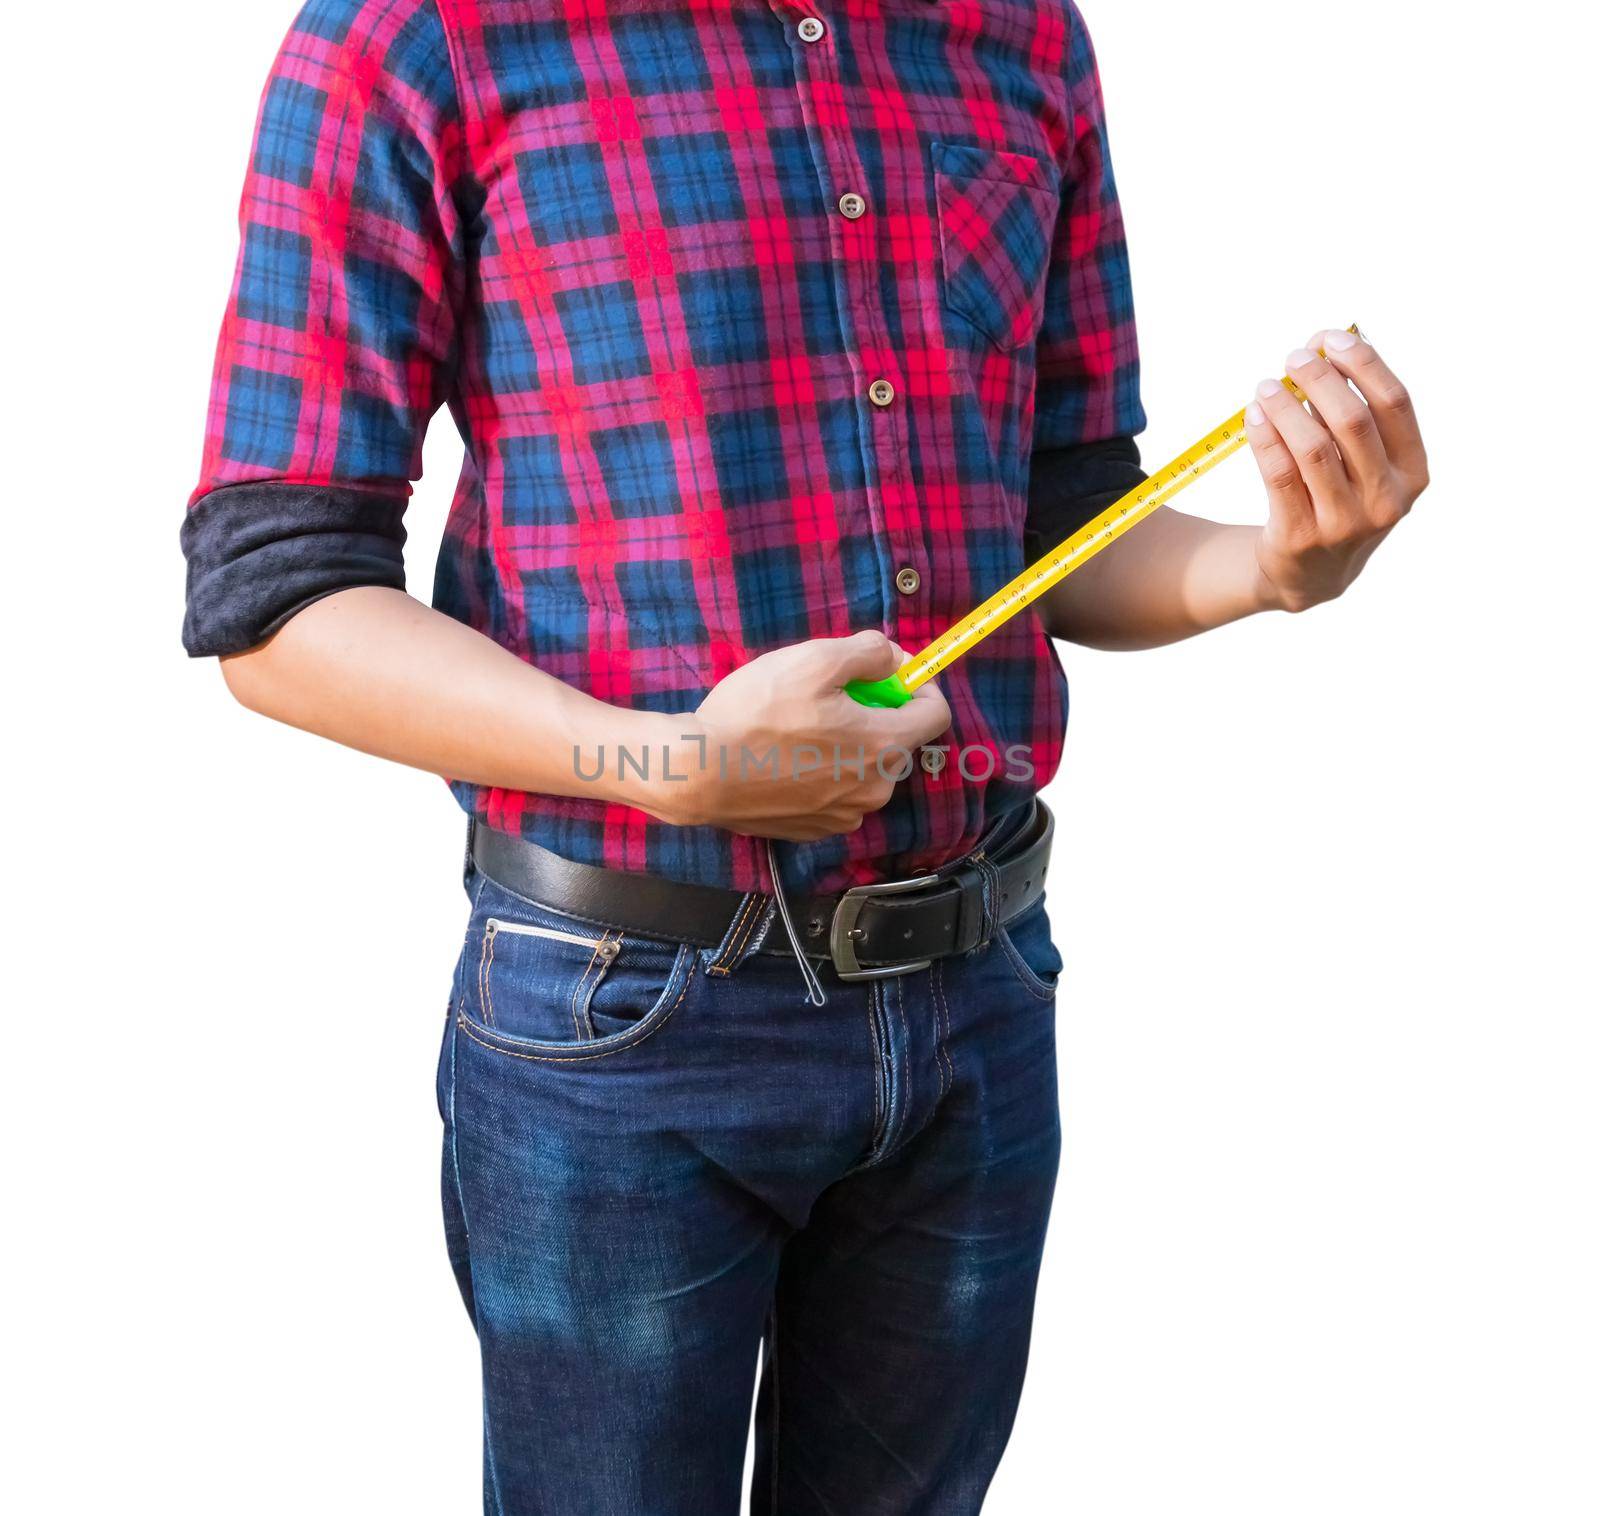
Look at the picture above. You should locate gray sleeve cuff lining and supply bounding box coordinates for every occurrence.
[180,482,408,657]
[1024,436,1147,560]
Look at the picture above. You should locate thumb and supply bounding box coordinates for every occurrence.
[822,630,901,685]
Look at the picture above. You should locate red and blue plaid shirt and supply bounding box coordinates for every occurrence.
[183,0,1145,893]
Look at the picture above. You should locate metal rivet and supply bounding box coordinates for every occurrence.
[797,16,826,42]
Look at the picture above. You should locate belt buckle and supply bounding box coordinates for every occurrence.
[828,873,941,982]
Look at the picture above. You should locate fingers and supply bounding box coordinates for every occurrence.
[1284,346,1388,489]
[740,801,876,841]
[878,681,952,750]
[1313,329,1428,488]
[1249,372,1357,534]
[1244,392,1317,541]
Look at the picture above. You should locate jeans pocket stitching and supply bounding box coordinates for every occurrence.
[456,942,698,1064]
[478,923,498,1027]
[995,923,1058,1002]
[568,932,617,1040]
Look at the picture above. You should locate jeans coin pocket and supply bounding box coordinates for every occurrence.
[461,879,692,1049]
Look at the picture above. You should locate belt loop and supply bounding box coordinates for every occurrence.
[969,850,1001,953]
[706,889,775,978]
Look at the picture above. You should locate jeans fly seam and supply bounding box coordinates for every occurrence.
[895,976,912,1153]
[933,958,954,1101]
[857,981,902,1170]
[881,973,941,1165]
[879,980,898,1160]
[866,989,884,1151]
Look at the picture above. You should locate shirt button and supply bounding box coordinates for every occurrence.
[868,378,896,408]
[838,191,867,219]
[895,566,921,595]
[797,16,826,42]
[920,746,948,776]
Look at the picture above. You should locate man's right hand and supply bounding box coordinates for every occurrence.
[664,631,952,842]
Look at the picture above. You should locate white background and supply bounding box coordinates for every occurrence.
[5,2,1595,1511]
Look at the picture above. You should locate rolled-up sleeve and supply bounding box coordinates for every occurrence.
[182,0,466,657]
[1024,434,1147,561]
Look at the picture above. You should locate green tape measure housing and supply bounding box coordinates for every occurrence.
[844,672,914,708]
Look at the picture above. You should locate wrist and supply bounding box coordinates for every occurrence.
[542,697,700,821]
[1248,555,1288,615]
[608,711,716,825]
[641,716,716,826]
[1244,530,1292,616]
[1183,522,1284,626]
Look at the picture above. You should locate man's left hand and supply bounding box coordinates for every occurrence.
[1245,330,1430,612]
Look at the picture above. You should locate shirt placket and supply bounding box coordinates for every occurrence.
[768,0,928,636]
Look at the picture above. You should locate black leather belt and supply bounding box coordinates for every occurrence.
[470,800,1054,981]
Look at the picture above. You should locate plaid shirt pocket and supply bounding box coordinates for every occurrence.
[933,142,1062,354]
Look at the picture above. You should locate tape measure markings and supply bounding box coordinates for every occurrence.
[844,329,1357,710]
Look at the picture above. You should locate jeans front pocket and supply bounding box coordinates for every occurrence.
[933,141,1060,353]
[994,898,1064,1001]
[459,873,696,1057]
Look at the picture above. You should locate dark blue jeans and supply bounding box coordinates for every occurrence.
[437,853,1065,1515]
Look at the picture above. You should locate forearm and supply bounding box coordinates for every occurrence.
[219,587,688,816]
[218,595,953,845]
[1038,507,1275,650]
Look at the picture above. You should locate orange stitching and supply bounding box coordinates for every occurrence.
[707,897,750,973]
[726,894,761,961]
[707,895,757,977]
[455,952,697,1065]
[569,934,612,1039]
[726,891,767,961]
